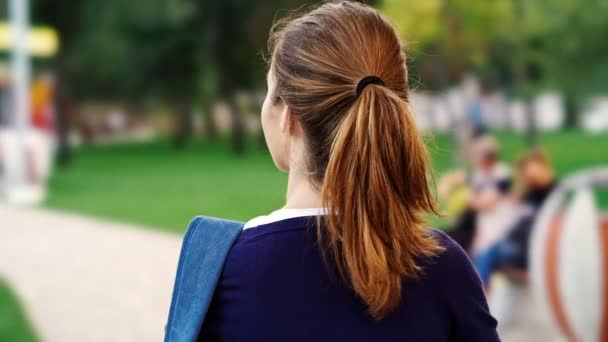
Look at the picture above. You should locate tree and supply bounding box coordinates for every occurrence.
[382,0,515,90]
[31,0,383,155]
[525,0,608,125]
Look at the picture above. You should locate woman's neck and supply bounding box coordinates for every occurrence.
[284,168,323,209]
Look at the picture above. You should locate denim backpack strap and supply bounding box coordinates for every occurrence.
[164,216,244,342]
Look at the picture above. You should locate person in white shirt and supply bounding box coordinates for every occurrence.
[469,135,518,286]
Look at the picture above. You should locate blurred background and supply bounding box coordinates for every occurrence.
[1,0,607,341]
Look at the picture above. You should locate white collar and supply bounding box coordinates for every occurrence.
[243,208,326,230]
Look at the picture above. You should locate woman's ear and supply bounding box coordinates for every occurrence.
[280,105,302,136]
[279,104,290,133]
[279,105,301,136]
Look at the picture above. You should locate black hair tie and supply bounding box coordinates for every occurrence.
[356,76,385,96]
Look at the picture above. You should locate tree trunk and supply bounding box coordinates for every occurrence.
[227,96,245,155]
[565,94,578,128]
[202,98,217,142]
[524,101,538,147]
[172,100,194,149]
[55,54,73,167]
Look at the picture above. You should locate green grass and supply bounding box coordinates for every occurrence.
[45,131,608,233]
[46,138,287,232]
[0,280,38,342]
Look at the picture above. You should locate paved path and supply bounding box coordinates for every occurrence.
[0,204,182,342]
[0,204,558,341]
[492,283,559,342]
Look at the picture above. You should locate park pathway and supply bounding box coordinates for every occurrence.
[0,204,182,342]
[0,203,555,341]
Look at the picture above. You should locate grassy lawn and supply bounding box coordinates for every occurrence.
[45,131,608,233]
[46,138,287,232]
[0,280,38,342]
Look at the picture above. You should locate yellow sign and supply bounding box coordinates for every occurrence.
[0,22,59,57]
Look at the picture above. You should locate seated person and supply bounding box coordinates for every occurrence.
[443,136,514,255]
[467,136,519,286]
[439,169,475,251]
[474,148,557,286]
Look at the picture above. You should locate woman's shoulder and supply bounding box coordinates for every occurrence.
[425,229,499,340]
[430,228,469,260]
[428,229,471,263]
[421,229,483,290]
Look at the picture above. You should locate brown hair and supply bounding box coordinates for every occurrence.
[517,147,551,170]
[269,1,443,319]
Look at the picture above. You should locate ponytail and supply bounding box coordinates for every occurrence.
[321,85,443,319]
[269,0,444,319]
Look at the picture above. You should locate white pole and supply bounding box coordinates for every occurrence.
[9,0,30,187]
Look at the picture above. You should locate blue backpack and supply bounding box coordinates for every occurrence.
[164,216,244,342]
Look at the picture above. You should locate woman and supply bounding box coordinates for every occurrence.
[195,2,498,341]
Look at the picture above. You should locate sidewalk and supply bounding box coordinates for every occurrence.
[0,204,182,342]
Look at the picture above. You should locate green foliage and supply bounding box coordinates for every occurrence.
[24,0,608,103]
[30,0,316,105]
[0,280,38,342]
[525,0,608,98]
[382,0,516,89]
[30,0,320,150]
[381,0,608,99]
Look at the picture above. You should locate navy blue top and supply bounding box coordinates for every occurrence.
[199,216,498,341]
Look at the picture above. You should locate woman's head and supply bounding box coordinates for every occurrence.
[517,148,555,189]
[263,1,442,319]
[473,135,500,171]
[263,1,412,177]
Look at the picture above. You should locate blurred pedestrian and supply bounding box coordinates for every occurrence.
[30,73,56,132]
